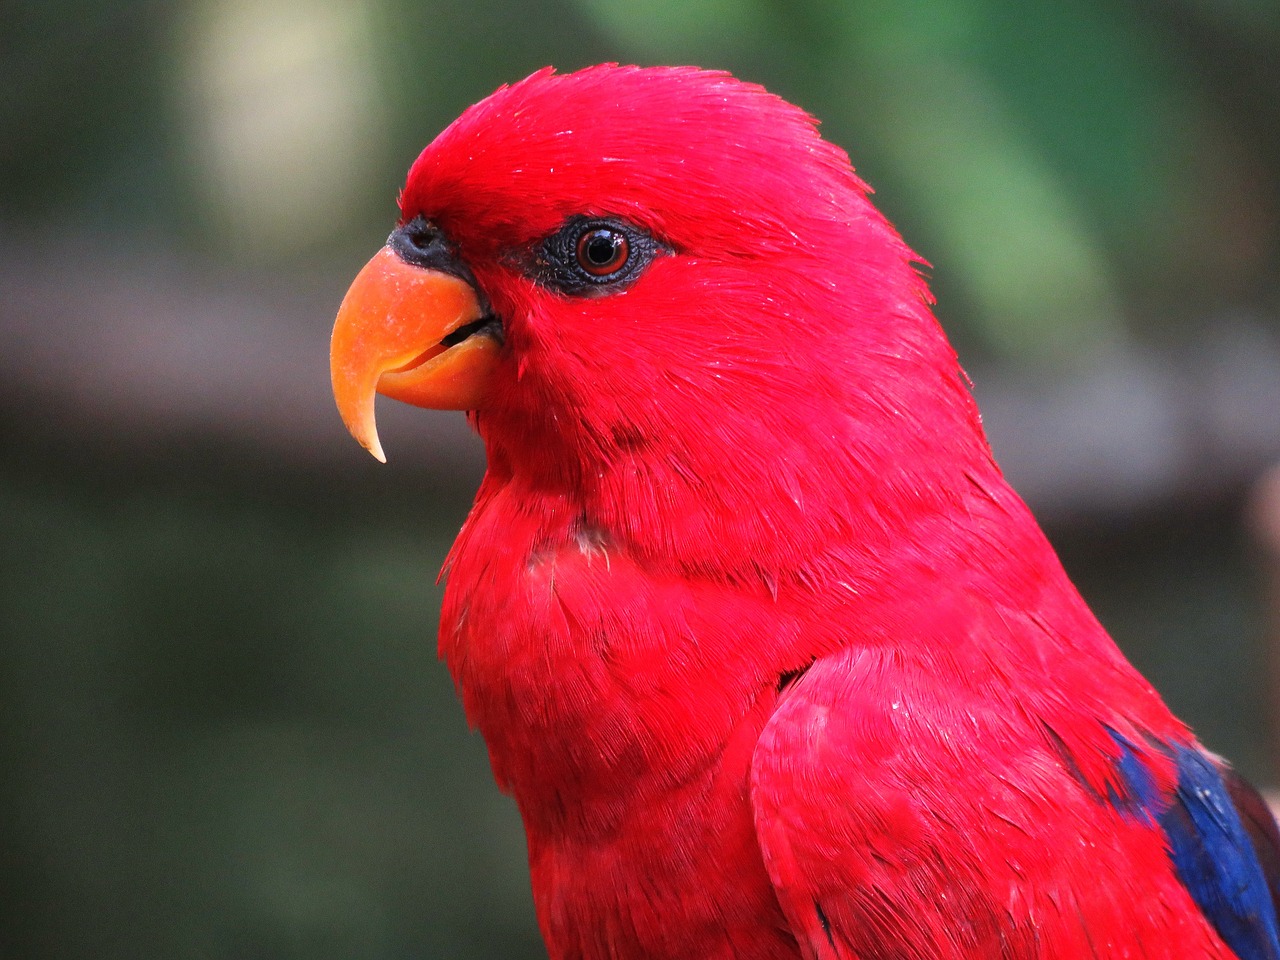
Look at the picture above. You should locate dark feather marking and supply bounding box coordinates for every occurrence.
[1076,904,1101,960]
[814,901,835,948]
[1039,722,1104,805]
[752,560,780,602]
[777,659,815,694]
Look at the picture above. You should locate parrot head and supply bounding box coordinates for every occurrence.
[331,65,997,571]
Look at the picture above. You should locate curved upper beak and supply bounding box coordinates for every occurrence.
[329,245,500,462]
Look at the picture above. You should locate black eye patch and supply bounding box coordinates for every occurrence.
[530,216,663,295]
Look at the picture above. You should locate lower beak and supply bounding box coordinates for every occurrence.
[329,245,500,462]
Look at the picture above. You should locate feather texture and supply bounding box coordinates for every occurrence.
[358,65,1280,959]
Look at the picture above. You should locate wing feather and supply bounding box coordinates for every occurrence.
[750,645,1245,959]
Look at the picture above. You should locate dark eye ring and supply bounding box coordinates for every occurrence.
[533,216,662,295]
[575,227,630,277]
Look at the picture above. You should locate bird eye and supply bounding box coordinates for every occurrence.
[533,216,662,295]
[575,228,630,277]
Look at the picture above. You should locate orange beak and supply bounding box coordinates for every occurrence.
[330,245,501,462]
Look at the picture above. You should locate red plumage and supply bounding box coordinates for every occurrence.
[336,65,1276,959]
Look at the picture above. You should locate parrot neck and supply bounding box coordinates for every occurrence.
[459,426,1159,696]
[473,382,998,581]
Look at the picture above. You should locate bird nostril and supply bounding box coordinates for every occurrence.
[399,215,438,255]
[388,215,458,271]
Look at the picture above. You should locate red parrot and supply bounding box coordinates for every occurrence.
[329,65,1280,959]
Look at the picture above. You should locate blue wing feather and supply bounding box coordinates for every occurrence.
[1219,762,1280,924]
[1159,747,1280,960]
[1107,736,1280,960]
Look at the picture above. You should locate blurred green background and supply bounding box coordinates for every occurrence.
[3,1,1280,957]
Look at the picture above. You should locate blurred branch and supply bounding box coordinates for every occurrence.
[974,320,1280,519]
[0,234,484,478]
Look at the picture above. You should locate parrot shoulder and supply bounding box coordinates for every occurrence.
[748,639,1251,959]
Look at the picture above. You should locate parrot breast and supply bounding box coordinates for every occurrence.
[438,477,803,958]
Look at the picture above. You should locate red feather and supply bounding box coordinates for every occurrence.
[367,65,1272,958]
